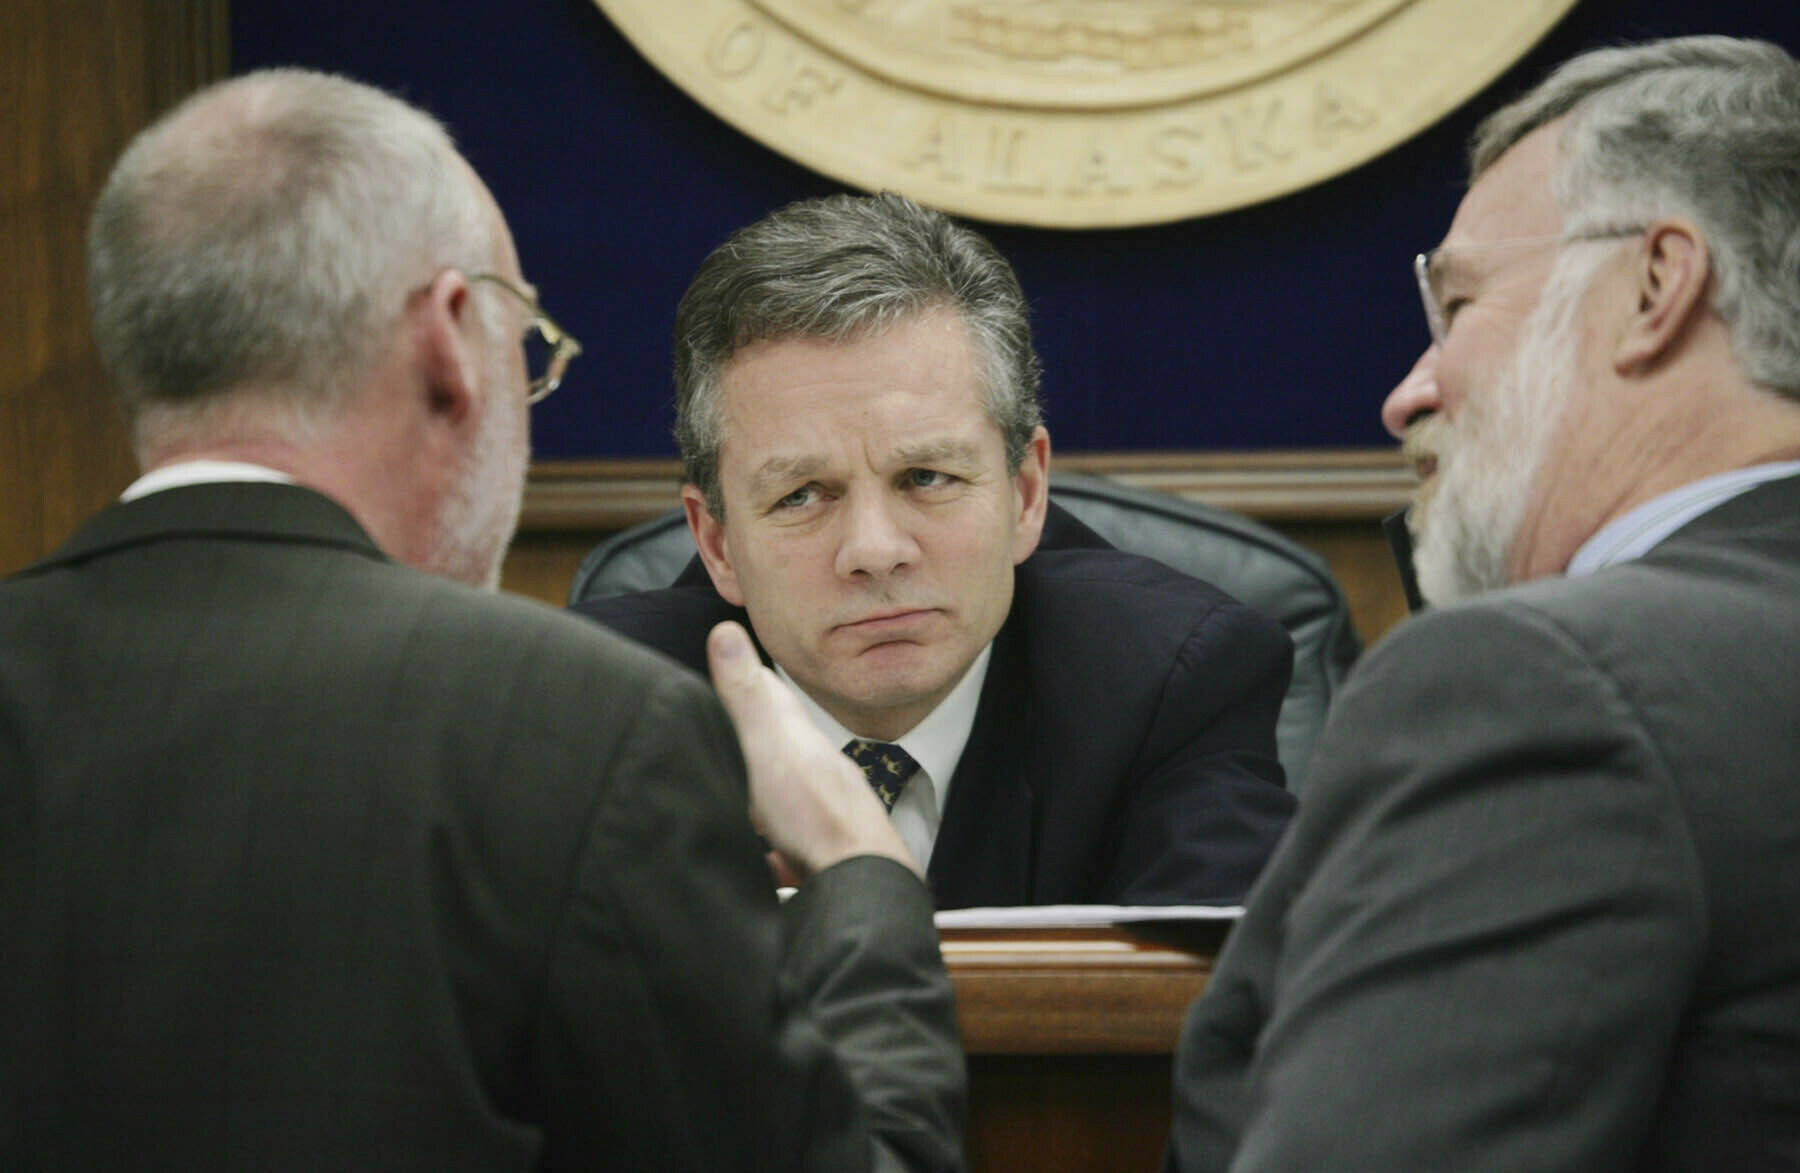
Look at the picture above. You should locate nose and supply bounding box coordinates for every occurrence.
[1381,347,1442,439]
[834,490,920,580]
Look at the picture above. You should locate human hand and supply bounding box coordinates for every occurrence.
[706,621,919,883]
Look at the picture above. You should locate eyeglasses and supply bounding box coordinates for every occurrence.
[469,273,584,403]
[1413,226,1646,346]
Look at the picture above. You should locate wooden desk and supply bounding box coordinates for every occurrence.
[941,922,1227,1172]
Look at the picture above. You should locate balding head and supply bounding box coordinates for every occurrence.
[88,68,501,455]
[87,69,538,592]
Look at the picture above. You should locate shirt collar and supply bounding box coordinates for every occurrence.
[121,460,297,502]
[1567,461,1800,577]
[777,643,993,819]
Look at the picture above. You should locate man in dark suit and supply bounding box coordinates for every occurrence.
[1,68,964,1170]
[572,193,1295,910]
[1168,36,1800,1170]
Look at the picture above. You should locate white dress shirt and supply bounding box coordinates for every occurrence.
[121,460,296,501]
[778,645,992,873]
[1567,461,1800,576]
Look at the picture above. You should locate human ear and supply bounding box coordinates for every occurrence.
[1010,426,1051,565]
[1614,219,1711,374]
[683,483,745,606]
[416,269,480,424]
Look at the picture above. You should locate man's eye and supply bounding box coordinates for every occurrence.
[907,469,953,490]
[774,485,818,510]
[1441,297,1469,328]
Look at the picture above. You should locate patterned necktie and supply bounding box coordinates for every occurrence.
[843,739,921,814]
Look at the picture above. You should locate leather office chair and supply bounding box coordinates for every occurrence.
[568,472,1360,791]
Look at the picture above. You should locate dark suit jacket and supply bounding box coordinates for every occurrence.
[1168,474,1800,1171]
[0,483,964,1171]
[571,504,1296,910]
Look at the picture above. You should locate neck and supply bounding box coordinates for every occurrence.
[137,389,453,578]
[823,693,934,744]
[1511,381,1800,582]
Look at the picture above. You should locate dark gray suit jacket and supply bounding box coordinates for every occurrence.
[0,483,964,1171]
[1168,474,1800,1171]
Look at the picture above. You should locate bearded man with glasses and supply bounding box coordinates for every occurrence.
[1167,35,1800,1172]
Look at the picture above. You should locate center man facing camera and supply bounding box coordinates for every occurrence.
[572,193,1295,909]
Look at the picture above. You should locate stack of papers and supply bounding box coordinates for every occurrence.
[933,904,1242,930]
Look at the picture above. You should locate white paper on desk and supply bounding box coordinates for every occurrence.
[933,904,1243,930]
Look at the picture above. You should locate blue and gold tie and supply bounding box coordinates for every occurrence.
[843,739,920,813]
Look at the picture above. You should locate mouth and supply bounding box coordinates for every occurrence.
[1401,427,1440,486]
[835,607,938,639]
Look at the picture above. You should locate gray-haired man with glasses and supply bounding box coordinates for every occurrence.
[1,68,964,1170]
[1169,35,1800,1171]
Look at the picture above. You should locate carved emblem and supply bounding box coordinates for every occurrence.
[593,0,1579,227]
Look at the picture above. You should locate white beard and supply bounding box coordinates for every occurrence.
[1409,249,1604,606]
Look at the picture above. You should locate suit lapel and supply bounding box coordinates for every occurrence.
[926,612,1038,909]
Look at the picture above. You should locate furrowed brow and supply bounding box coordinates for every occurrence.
[747,455,825,499]
[893,438,983,468]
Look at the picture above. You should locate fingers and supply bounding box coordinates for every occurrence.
[707,621,776,747]
[706,621,918,882]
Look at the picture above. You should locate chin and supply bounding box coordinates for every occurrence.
[824,660,944,714]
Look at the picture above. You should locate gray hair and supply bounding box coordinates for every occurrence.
[673,192,1043,515]
[88,68,498,445]
[1471,36,1800,397]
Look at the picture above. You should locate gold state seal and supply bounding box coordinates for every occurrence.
[591,0,1580,227]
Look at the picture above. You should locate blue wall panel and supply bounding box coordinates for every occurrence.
[232,1,1800,459]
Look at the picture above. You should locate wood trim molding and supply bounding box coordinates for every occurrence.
[941,926,1221,1055]
[522,458,688,531]
[520,448,1416,532]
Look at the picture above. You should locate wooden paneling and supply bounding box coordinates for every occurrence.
[966,1054,1176,1173]
[943,925,1225,1173]
[0,0,229,577]
[944,927,1218,1054]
